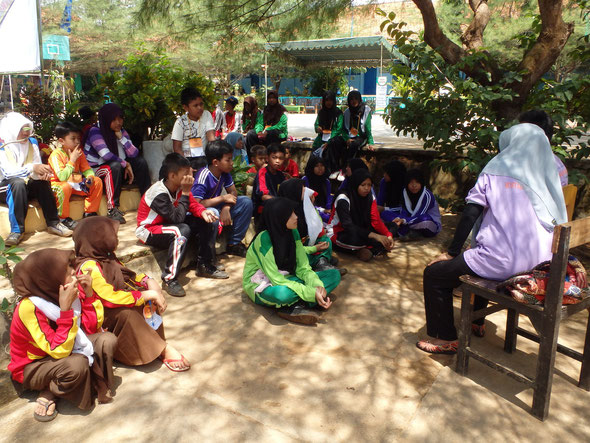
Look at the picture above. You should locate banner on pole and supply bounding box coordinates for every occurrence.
[0,0,40,73]
[375,76,388,114]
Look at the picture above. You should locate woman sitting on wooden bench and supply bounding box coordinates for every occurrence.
[416,123,567,355]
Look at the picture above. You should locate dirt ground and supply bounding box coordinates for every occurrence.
[1,214,590,442]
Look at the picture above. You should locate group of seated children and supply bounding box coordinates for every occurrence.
[8,216,190,422]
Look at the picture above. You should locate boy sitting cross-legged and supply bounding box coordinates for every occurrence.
[48,122,104,230]
[135,153,219,297]
[192,140,253,258]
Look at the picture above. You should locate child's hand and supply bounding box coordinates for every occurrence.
[142,290,167,314]
[316,126,323,134]
[86,176,93,185]
[315,241,329,252]
[381,235,394,251]
[393,218,404,226]
[223,194,237,205]
[124,163,134,184]
[315,286,332,309]
[201,209,218,223]
[33,164,53,179]
[115,131,123,140]
[69,146,82,163]
[59,280,79,311]
[77,270,93,297]
[220,206,232,226]
[283,172,293,180]
[180,174,194,195]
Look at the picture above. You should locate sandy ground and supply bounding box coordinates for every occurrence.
[1,213,590,442]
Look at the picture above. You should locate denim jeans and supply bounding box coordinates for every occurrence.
[208,195,253,245]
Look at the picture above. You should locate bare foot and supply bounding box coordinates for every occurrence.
[160,344,190,371]
[34,391,57,421]
[98,389,113,404]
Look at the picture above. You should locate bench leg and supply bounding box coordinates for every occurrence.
[531,318,561,421]
[578,309,590,390]
[456,287,473,376]
[504,309,518,353]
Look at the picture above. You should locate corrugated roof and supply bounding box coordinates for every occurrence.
[265,36,407,68]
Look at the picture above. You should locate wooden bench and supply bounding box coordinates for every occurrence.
[456,217,590,421]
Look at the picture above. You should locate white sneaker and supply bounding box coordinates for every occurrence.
[47,222,73,237]
[329,170,340,180]
[337,171,345,182]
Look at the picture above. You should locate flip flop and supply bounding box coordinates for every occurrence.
[34,397,58,422]
[162,355,190,372]
[416,340,458,355]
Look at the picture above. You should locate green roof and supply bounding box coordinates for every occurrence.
[264,36,407,68]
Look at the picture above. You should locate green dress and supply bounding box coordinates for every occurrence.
[243,229,341,308]
[255,113,288,140]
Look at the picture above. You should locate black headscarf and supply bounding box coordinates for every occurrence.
[347,90,365,121]
[344,168,373,229]
[383,160,407,207]
[277,178,307,238]
[262,197,298,274]
[347,158,368,175]
[304,156,329,208]
[317,91,342,130]
[97,103,124,156]
[263,90,286,126]
[405,169,426,209]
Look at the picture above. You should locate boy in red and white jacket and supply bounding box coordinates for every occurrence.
[135,153,217,297]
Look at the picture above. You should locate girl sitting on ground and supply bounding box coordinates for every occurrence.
[329,169,394,261]
[278,178,344,274]
[302,156,332,223]
[377,160,406,226]
[8,249,118,422]
[391,169,441,241]
[242,197,341,325]
[73,216,190,372]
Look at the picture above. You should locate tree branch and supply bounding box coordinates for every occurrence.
[460,0,491,50]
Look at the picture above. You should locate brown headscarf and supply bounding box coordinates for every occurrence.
[73,216,136,290]
[242,96,259,132]
[13,249,75,303]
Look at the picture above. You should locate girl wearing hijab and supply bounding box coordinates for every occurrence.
[73,216,190,372]
[84,103,151,224]
[312,91,346,173]
[242,197,341,325]
[343,90,374,161]
[377,160,407,229]
[0,112,72,245]
[224,132,249,164]
[278,178,342,274]
[391,169,441,240]
[418,123,567,354]
[337,158,373,196]
[302,156,332,223]
[248,90,288,148]
[8,249,118,421]
[329,169,394,261]
[242,96,263,155]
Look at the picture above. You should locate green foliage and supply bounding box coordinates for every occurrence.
[97,49,216,140]
[304,68,348,97]
[0,236,23,318]
[231,155,255,196]
[378,10,589,176]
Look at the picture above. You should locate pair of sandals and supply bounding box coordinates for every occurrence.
[416,324,486,355]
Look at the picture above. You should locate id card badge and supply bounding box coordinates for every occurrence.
[143,302,163,330]
[349,128,359,137]
[322,129,331,142]
[189,137,202,149]
[264,125,272,131]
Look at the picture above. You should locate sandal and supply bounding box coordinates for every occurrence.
[471,324,486,338]
[161,355,191,372]
[416,340,458,355]
[33,397,58,422]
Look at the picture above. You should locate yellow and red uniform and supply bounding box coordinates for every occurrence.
[8,299,79,383]
[48,147,103,218]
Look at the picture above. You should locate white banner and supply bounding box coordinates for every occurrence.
[0,0,40,73]
[375,76,388,114]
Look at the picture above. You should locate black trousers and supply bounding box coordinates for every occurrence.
[245,129,285,151]
[145,216,216,280]
[334,229,385,256]
[422,253,486,341]
[102,156,151,207]
[347,137,366,161]
[0,178,59,233]
[322,136,348,173]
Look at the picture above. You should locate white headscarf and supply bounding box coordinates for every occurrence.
[0,112,34,147]
[481,123,567,230]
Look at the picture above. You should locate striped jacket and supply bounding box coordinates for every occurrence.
[84,127,138,168]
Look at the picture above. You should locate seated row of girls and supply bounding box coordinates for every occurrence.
[242,197,341,325]
[313,90,374,177]
[377,161,442,241]
[9,216,189,421]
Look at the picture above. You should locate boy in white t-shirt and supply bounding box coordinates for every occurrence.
[171,88,216,171]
